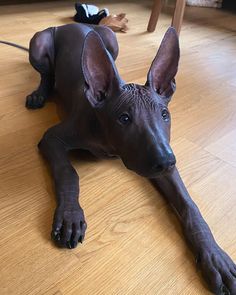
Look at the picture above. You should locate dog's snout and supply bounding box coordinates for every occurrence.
[152,155,176,173]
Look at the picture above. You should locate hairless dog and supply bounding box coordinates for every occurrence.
[2,23,235,294]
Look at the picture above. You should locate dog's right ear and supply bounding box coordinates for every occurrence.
[82,31,120,108]
[146,27,180,98]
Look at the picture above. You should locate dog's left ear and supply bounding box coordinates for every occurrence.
[146,27,180,98]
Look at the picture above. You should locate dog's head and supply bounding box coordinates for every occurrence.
[82,28,179,178]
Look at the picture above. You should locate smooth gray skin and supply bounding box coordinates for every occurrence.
[27,23,236,294]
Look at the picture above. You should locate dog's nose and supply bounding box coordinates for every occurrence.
[167,160,176,170]
[152,156,176,173]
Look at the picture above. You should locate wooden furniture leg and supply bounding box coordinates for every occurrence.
[147,0,162,32]
[171,0,186,35]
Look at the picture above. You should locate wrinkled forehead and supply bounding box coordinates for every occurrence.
[113,83,163,112]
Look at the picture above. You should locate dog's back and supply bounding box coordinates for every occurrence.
[54,24,91,106]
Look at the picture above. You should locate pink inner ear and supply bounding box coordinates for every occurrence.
[86,55,109,95]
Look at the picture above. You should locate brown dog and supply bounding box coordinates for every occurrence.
[24,23,236,294]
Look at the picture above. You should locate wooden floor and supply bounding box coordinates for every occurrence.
[0,1,236,294]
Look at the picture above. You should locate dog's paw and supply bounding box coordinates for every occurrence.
[197,244,236,294]
[51,205,87,249]
[25,90,46,109]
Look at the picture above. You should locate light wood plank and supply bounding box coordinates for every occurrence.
[0,1,236,295]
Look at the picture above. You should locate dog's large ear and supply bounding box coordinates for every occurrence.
[82,31,120,108]
[146,27,180,98]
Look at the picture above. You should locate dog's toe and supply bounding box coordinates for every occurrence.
[51,206,87,249]
[198,245,236,294]
[25,91,45,109]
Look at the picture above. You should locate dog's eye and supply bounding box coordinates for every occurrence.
[118,113,131,125]
[161,109,170,121]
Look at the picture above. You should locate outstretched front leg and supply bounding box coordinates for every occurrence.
[151,168,236,295]
[38,123,86,249]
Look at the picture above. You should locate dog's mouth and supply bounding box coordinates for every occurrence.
[125,163,176,179]
[121,151,176,179]
[147,165,175,178]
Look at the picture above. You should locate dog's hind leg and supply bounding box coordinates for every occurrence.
[26,27,55,109]
[92,25,119,61]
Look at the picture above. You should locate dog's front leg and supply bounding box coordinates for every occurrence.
[151,167,236,294]
[38,126,87,249]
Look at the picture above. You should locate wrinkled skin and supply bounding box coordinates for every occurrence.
[27,23,236,294]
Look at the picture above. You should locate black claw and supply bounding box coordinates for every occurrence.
[70,241,77,249]
[51,231,61,242]
[221,285,230,295]
[78,236,83,244]
[55,234,61,241]
[66,241,72,249]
